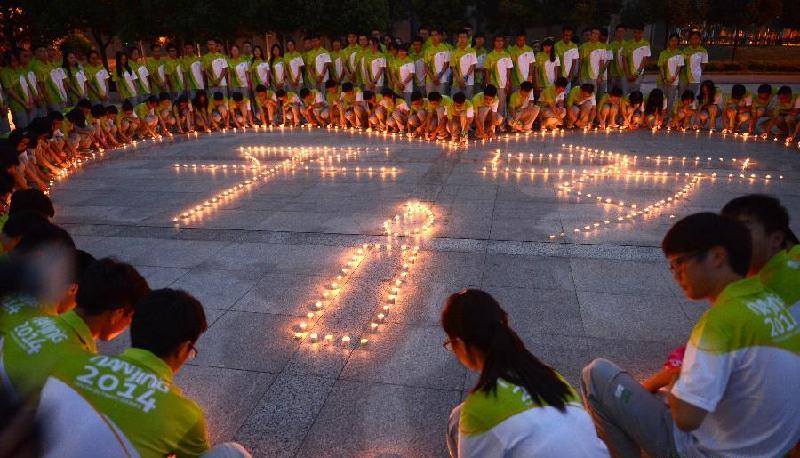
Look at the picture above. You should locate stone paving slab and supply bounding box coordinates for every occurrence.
[54,128,800,457]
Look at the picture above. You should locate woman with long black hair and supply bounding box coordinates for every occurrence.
[441,289,609,457]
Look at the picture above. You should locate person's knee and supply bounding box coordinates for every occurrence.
[582,357,622,395]
[199,442,252,458]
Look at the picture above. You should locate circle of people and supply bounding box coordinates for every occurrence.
[1,23,800,458]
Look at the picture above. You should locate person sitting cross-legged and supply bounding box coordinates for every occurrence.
[443,289,610,457]
[581,213,800,458]
[39,288,252,458]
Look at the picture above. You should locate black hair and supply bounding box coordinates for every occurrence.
[484,84,498,97]
[0,171,13,197]
[411,90,422,102]
[3,210,75,254]
[428,91,442,102]
[681,90,694,102]
[48,111,64,122]
[66,108,86,128]
[91,104,106,118]
[453,92,466,103]
[689,30,702,39]
[325,79,337,89]
[722,194,791,241]
[381,87,395,98]
[777,85,792,97]
[520,81,534,92]
[442,289,572,410]
[541,38,556,62]
[106,105,118,115]
[579,83,594,94]
[158,92,171,102]
[74,250,97,283]
[276,89,286,98]
[610,86,623,97]
[562,25,574,33]
[192,90,208,110]
[555,76,568,88]
[629,90,644,105]
[731,84,746,100]
[667,32,680,44]
[342,82,354,92]
[9,189,54,217]
[757,84,772,95]
[662,213,751,277]
[299,88,310,98]
[77,99,92,110]
[255,84,267,93]
[363,90,374,101]
[122,100,134,111]
[412,36,423,44]
[645,89,664,115]
[147,95,158,104]
[130,289,208,358]
[150,43,161,51]
[213,92,224,101]
[76,258,150,315]
[698,80,716,104]
[232,91,244,101]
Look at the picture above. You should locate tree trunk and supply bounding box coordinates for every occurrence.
[731,27,738,61]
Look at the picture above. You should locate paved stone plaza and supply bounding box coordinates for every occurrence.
[51,128,799,457]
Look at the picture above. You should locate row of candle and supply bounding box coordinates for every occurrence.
[292,201,435,348]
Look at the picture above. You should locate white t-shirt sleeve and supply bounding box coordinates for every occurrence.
[672,342,734,412]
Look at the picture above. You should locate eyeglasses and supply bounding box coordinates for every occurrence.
[669,250,704,273]
[188,342,198,360]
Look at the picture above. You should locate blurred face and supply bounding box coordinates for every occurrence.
[131,49,141,60]
[67,53,78,65]
[20,51,31,65]
[412,41,422,53]
[516,35,525,47]
[98,307,134,341]
[633,29,643,40]
[615,27,625,40]
[758,91,770,102]
[48,48,61,62]
[184,44,194,56]
[152,46,161,58]
[431,31,440,45]
[543,44,552,54]
[494,36,504,50]
[243,43,252,55]
[287,41,296,52]
[230,46,240,58]
[207,41,216,52]
[419,29,429,40]
[690,34,701,46]
[590,29,600,42]
[17,137,29,152]
[347,34,357,45]
[668,36,679,49]
[168,48,177,59]
[475,36,485,48]
[271,46,280,57]
[458,33,468,47]
[733,214,784,274]
[89,52,99,65]
[303,39,312,50]
[35,47,48,60]
[668,250,718,300]
[358,36,368,47]
[484,95,494,105]
[563,30,573,42]
[313,38,321,48]
[333,41,341,51]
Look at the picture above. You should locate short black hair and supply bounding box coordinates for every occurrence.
[410,90,422,102]
[106,105,118,115]
[689,30,701,38]
[255,84,267,93]
[76,258,150,315]
[91,104,106,118]
[731,84,746,99]
[213,92,224,100]
[48,111,64,122]
[562,25,574,33]
[520,81,534,92]
[122,100,134,111]
[3,210,75,254]
[299,88,310,98]
[555,76,568,88]
[484,84,497,97]
[428,91,442,102]
[610,86,623,97]
[325,79,337,89]
[629,91,644,105]
[147,95,158,104]
[381,87,394,98]
[158,92,171,102]
[232,91,244,101]
[580,83,595,94]
[681,90,695,101]
[662,212,752,277]
[76,99,92,110]
[275,89,286,98]
[130,289,207,358]
[74,249,97,283]
[453,92,466,103]
[721,194,790,238]
[363,90,374,101]
[341,82,354,92]
[757,84,772,95]
[777,85,792,97]
[9,189,55,217]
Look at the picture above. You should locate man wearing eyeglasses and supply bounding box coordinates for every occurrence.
[581,213,800,458]
[40,288,251,457]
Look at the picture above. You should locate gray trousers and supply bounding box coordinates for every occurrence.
[679,82,700,99]
[658,82,680,113]
[426,81,447,95]
[581,358,679,458]
[496,87,508,119]
[608,76,625,94]
[451,84,474,99]
[627,75,644,94]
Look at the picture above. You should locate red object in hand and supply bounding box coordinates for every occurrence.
[664,345,686,369]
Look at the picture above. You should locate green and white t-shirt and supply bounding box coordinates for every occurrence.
[554,40,579,78]
[623,39,651,78]
[182,56,205,91]
[507,45,535,85]
[760,249,800,316]
[578,42,607,80]
[48,348,210,457]
[0,307,95,399]
[534,52,560,88]
[471,92,499,114]
[566,86,596,108]
[671,276,800,457]
[451,46,478,86]
[459,379,609,456]
[229,56,251,89]
[657,49,684,86]
[483,50,514,89]
[681,46,709,84]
